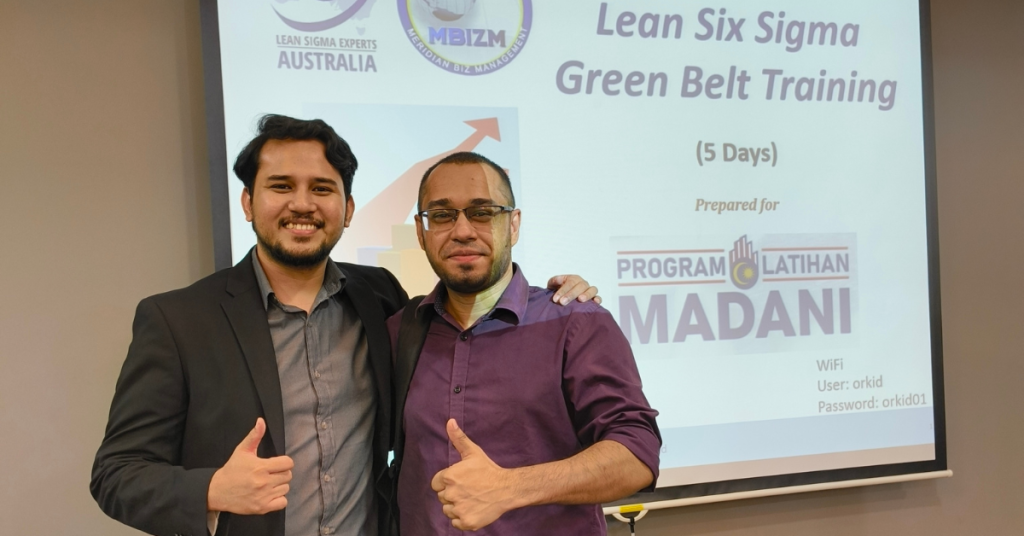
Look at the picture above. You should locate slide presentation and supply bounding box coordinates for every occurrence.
[208,0,942,495]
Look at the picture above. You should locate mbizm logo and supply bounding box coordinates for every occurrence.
[612,234,857,355]
[398,0,532,75]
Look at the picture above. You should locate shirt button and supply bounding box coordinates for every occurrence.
[324,474,331,482]
[314,371,321,378]
[321,421,328,429]
[322,528,332,535]
[453,385,462,394]
[460,333,469,341]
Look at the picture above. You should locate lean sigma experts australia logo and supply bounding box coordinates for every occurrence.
[271,0,379,73]
[398,0,532,75]
[272,0,374,31]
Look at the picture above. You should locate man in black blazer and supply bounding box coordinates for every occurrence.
[92,249,406,536]
[91,115,595,536]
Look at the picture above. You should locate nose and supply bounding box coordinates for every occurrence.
[287,189,316,213]
[449,210,477,241]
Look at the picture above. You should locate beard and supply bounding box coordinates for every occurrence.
[252,220,339,269]
[429,244,512,295]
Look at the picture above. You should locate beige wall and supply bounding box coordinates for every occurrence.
[0,1,1020,534]
[0,2,211,534]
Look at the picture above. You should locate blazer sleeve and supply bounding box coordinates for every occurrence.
[91,297,217,536]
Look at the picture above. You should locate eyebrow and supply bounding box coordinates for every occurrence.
[264,175,339,186]
[424,198,495,209]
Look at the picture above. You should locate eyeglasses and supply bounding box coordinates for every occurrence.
[417,205,514,232]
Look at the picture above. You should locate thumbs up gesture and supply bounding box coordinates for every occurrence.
[207,418,294,515]
[430,419,515,531]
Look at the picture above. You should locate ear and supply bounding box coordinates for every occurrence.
[415,215,426,250]
[343,195,355,228]
[509,209,521,247]
[241,188,254,222]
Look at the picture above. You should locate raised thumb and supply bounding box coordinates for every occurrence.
[447,419,480,459]
[237,417,266,455]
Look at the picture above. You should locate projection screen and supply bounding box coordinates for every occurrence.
[200,0,947,510]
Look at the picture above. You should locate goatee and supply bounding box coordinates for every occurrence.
[261,238,333,268]
[432,249,511,294]
[252,219,338,269]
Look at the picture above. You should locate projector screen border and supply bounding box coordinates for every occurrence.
[605,469,952,518]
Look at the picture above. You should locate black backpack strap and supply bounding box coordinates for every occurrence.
[386,295,432,535]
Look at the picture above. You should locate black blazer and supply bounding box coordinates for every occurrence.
[91,251,408,536]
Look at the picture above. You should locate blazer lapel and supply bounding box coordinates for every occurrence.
[221,254,286,457]
[342,272,392,452]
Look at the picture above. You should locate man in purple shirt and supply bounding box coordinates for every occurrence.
[386,152,661,535]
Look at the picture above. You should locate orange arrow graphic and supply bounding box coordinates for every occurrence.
[336,118,502,262]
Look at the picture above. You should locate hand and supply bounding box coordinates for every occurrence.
[546,275,601,306]
[431,419,516,531]
[729,235,757,267]
[207,418,294,515]
[729,235,759,289]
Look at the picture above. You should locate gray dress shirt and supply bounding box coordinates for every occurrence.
[253,255,377,536]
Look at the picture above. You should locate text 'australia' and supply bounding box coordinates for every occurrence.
[278,51,377,72]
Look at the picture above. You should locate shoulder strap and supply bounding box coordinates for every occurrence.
[392,295,432,464]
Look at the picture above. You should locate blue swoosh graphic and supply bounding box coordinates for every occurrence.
[273,0,369,32]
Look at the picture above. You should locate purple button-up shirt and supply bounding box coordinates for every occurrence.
[386,266,661,536]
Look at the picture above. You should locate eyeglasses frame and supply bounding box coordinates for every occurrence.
[417,205,516,232]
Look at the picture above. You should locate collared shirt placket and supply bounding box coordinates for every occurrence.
[448,326,472,471]
[305,299,339,535]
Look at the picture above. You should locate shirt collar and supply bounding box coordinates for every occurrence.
[418,263,529,325]
[251,250,346,311]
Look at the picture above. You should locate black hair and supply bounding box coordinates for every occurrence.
[232,114,357,197]
[418,151,515,211]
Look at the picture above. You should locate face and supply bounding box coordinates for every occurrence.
[417,162,520,295]
[242,139,354,269]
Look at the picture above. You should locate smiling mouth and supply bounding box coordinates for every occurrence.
[447,251,484,263]
[283,221,321,231]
